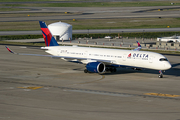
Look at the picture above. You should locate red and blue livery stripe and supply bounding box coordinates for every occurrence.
[5,46,14,54]
[133,41,142,51]
[39,21,59,46]
[136,41,141,47]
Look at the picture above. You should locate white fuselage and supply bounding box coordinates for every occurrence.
[157,36,180,42]
[42,46,171,70]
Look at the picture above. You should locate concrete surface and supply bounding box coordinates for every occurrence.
[0,45,180,120]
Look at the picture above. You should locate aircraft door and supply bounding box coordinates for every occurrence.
[84,51,88,58]
[149,57,153,63]
[57,49,61,56]
[122,54,126,61]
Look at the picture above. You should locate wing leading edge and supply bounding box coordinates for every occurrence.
[5,46,55,57]
[5,46,118,65]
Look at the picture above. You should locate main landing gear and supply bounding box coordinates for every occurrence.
[84,67,117,73]
[132,68,142,71]
[84,69,88,73]
[158,70,163,78]
[106,67,116,73]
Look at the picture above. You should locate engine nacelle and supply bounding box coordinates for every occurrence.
[86,62,106,74]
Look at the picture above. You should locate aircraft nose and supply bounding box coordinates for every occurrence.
[165,62,171,69]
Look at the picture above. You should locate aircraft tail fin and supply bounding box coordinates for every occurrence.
[39,21,59,46]
[133,41,142,51]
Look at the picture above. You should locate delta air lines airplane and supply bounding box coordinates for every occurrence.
[6,21,171,78]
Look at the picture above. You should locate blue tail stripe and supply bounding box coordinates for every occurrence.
[39,21,47,28]
[39,21,59,46]
[50,37,59,46]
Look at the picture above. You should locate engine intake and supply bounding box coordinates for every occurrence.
[86,62,105,74]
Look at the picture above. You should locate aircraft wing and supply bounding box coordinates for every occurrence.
[5,46,88,59]
[5,46,116,65]
[6,46,55,57]
[133,41,141,51]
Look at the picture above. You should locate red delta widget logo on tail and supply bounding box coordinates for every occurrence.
[39,21,59,46]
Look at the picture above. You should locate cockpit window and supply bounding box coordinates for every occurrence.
[159,58,168,61]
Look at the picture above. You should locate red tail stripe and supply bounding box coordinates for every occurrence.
[41,28,53,46]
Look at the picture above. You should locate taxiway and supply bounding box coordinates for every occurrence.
[0,45,180,120]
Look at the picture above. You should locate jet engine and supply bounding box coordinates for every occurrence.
[85,62,106,74]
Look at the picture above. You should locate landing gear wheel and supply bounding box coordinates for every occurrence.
[113,68,117,72]
[108,68,116,73]
[158,74,163,78]
[158,70,163,78]
[84,69,88,73]
[109,68,113,72]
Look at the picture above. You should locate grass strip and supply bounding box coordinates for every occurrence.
[0,31,180,40]
[1,1,180,7]
[0,18,180,31]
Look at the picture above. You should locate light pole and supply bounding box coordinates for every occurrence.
[88,29,89,36]
[122,31,123,43]
[109,28,111,36]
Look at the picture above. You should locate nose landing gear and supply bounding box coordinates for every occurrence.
[158,70,163,78]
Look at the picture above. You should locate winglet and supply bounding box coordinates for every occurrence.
[133,41,142,51]
[5,46,18,54]
[39,21,59,46]
[5,46,15,54]
[137,41,141,47]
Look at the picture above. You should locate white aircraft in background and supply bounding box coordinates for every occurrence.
[157,35,180,42]
[6,21,171,78]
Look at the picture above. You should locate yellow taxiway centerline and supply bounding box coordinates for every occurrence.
[144,93,180,97]
[18,86,43,90]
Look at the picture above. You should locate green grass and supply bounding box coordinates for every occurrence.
[0,0,65,2]
[1,1,180,7]
[38,1,180,7]
[0,12,71,17]
[1,1,180,33]
[0,18,180,31]
[1,31,180,41]
[0,8,29,12]
[0,40,45,46]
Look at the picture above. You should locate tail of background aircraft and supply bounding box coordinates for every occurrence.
[133,41,142,51]
[39,21,59,46]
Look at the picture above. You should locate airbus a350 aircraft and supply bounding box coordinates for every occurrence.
[6,21,171,78]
